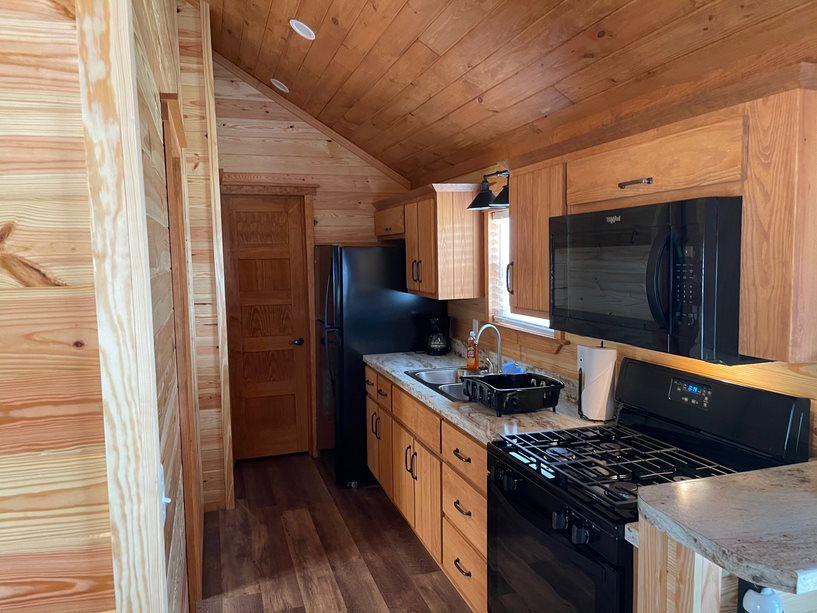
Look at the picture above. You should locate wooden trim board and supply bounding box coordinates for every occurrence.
[212,53,411,191]
[75,0,168,609]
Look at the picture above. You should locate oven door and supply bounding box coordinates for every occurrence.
[488,463,630,612]
[550,202,673,352]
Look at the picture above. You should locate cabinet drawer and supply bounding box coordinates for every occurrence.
[414,402,441,454]
[442,422,487,496]
[375,206,404,236]
[376,374,392,410]
[443,463,486,558]
[364,366,377,399]
[566,117,745,208]
[443,518,487,613]
[392,386,418,431]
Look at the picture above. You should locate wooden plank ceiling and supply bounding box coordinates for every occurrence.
[208,0,817,185]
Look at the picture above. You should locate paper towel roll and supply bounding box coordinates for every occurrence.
[577,345,618,421]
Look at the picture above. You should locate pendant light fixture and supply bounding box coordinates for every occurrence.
[467,170,510,211]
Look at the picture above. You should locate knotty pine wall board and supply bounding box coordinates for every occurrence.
[213,58,408,246]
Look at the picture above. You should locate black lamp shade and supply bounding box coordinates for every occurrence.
[467,179,496,211]
[491,184,510,208]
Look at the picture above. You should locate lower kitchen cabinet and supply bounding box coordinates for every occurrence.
[443,517,487,613]
[392,420,416,525]
[442,463,487,558]
[366,397,393,499]
[413,441,442,563]
[368,372,488,610]
[366,398,379,479]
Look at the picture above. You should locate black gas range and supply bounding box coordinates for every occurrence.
[487,359,810,613]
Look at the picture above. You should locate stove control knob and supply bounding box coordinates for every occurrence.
[501,472,520,492]
[571,524,590,545]
[551,511,568,531]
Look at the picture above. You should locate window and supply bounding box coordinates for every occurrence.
[489,210,555,336]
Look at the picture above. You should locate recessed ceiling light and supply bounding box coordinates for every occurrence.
[289,19,316,41]
[270,78,289,93]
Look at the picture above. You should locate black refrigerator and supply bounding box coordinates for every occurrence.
[316,245,446,487]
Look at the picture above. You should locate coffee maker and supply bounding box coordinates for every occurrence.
[426,316,451,355]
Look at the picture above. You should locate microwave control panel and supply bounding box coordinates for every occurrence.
[669,377,712,409]
[673,243,701,329]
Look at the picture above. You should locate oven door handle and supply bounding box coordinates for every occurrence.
[645,228,671,331]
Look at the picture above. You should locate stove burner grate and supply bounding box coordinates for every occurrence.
[501,425,734,510]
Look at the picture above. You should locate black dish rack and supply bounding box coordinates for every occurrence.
[461,372,564,416]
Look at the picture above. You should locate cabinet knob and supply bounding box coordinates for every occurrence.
[291,337,305,346]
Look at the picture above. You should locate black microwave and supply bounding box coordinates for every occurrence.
[549,197,745,364]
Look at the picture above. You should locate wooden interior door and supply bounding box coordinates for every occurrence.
[404,201,419,292]
[413,441,442,563]
[416,197,437,296]
[366,398,379,480]
[510,163,565,318]
[161,96,203,610]
[378,409,393,499]
[392,422,415,526]
[222,193,311,459]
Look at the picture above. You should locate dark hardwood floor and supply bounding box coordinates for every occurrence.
[199,454,470,612]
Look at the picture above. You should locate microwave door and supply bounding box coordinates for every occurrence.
[550,204,671,352]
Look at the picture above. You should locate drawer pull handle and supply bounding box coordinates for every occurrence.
[453,447,472,464]
[410,451,418,481]
[404,445,412,473]
[365,378,374,386]
[377,389,388,397]
[374,415,381,440]
[454,557,472,578]
[453,499,472,517]
[617,177,653,189]
[371,412,377,434]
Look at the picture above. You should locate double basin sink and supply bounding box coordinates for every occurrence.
[405,367,471,402]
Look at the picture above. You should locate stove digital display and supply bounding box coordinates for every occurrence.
[669,378,712,409]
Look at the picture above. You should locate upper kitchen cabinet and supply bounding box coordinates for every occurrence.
[526,90,816,363]
[375,184,484,300]
[565,116,745,211]
[374,205,405,238]
[508,162,566,319]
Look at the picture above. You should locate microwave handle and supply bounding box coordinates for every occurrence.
[645,229,671,331]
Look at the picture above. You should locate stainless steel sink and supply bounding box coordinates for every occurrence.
[406,368,470,402]
[439,383,468,401]
[412,367,468,385]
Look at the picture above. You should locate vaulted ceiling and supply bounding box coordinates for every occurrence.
[208,0,817,186]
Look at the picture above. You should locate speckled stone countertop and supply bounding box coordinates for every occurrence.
[362,351,589,445]
[638,461,817,594]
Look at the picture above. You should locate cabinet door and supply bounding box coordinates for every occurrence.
[392,421,415,527]
[375,206,404,237]
[366,398,379,480]
[413,441,442,563]
[404,201,419,292]
[509,163,565,318]
[416,197,437,296]
[378,410,393,499]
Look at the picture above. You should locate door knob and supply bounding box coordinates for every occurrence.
[291,337,305,346]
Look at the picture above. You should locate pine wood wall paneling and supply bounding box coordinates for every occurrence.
[212,57,409,246]
[178,0,234,512]
[0,1,116,610]
[74,0,168,609]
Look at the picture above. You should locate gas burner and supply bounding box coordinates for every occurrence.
[499,424,736,512]
[545,447,576,461]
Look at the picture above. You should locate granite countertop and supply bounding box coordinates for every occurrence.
[638,460,817,594]
[362,351,589,445]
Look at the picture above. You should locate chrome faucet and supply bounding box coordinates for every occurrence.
[476,323,503,374]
